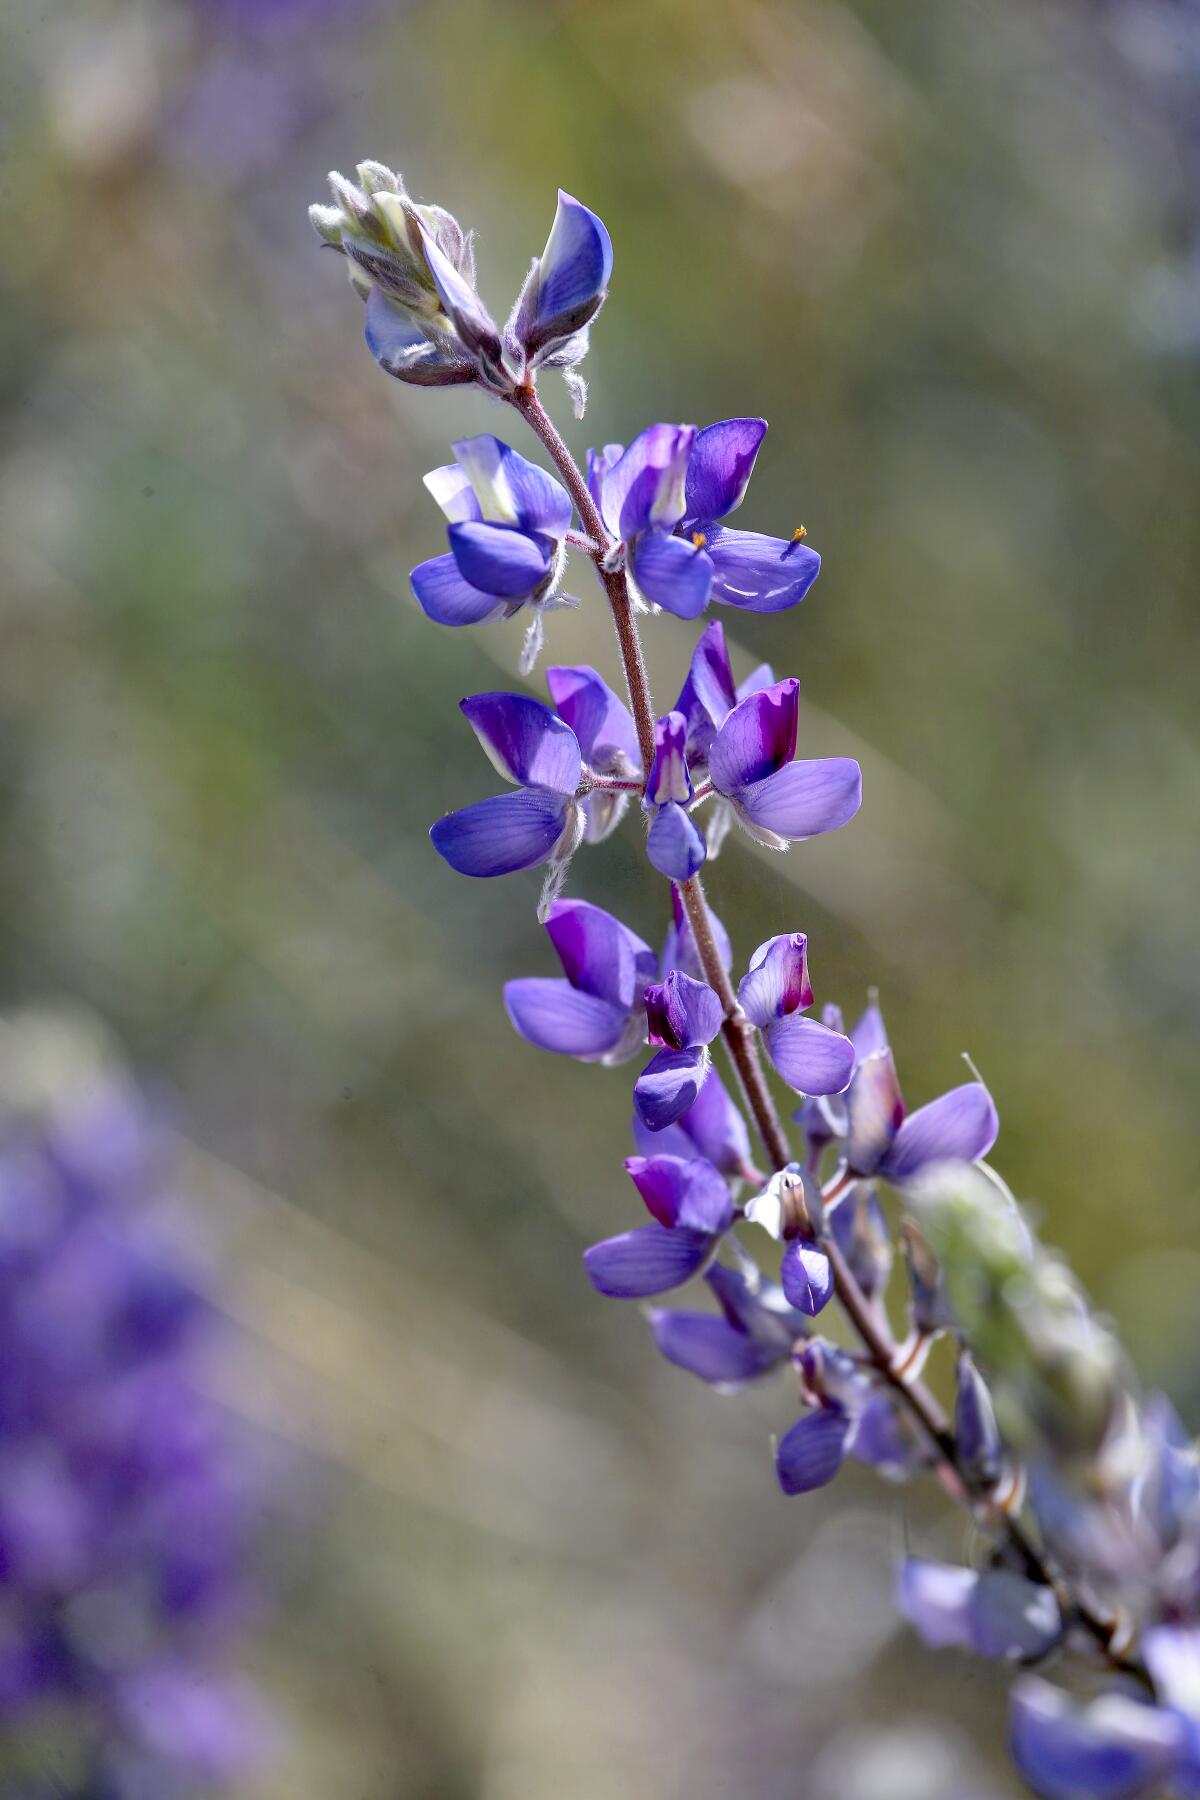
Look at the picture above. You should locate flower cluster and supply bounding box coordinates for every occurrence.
[0,1013,262,1798]
[312,169,1195,1800]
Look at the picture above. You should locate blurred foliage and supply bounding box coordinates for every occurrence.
[0,0,1198,1792]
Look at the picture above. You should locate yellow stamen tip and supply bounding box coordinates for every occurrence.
[792,525,808,541]
[691,531,707,549]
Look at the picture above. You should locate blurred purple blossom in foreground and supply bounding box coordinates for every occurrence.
[0,1012,263,1798]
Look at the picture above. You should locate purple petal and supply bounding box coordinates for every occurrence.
[764,1016,856,1096]
[1009,1679,1181,1800]
[830,1186,893,1298]
[1144,1625,1200,1719]
[851,1001,888,1059]
[452,434,573,539]
[459,693,582,794]
[649,1309,777,1384]
[675,1064,751,1179]
[673,620,738,764]
[365,287,471,386]
[411,553,506,626]
[421,231,501,355]
[845,1049,905,1175]
[644,970,723,1052]
[625,1153,733,1234]
[646,712,694,806]
[737,933,813,1026]
[632,528,714,618]
[736,758,863,841]
[684,417,768,524]
[630,1114,693,1161]
[709,679,800,795]
[545,664,639,774]
[705,525,822,613]
[775,1407,852,1495]
[430,789,567,876]
[545,896,655,1011]
[780,1240,834,1316]
[897,1559,976,1650]
[633,1047,709,1131]
[584,1225,716,1298]
[599,423,696,541]
[646,803,707,881]
[448,521,552,599]
[503,978,628,1058]
[850,1392,926,1475]
[736,662,776,701]
[880,1082,999,1182]
[970,1571,1062,1660]
[534,190,613,332]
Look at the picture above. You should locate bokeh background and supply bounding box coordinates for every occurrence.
[1,0,1199,1793]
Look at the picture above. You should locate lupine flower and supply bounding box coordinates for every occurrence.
[310,162,504,389]
[737,933,855,1096]
[584,1154,733,1298]
[412,436,573,642]
[633,971,723,1130]
[545,663,640,842]
[741,1161,834,1318]
[1009,1663,1195,1800]
[504,897,656,1063]
[0,1022,262,1795]
[829,1184,893,1299]
[775,1339,874,1494]
[707,677,862,852]
[649,1261,809,1386]
[642,711,707,880]
[506,190,613,377]
[898,1560,1063,1661]
[588,419,821,618]
[672,618,774,769]
[429,693,584,903]
[631,1062,753,1185]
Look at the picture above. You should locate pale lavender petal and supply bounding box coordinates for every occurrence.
[448,521,552,599]
[780,1240,834,1316]
[545,896,655,1011]
[845,1049,905,1174]
[429,789,566,876]
[765,1015,856,1096]
[631,1114,693,1161]
[632,528,713,618]
[365,288,472,386]
[546,664,639,773]
[661,884,732,980]
[534,191,613,332]
[422,231,501,355]
[850,1392,927,1476]
[599,423,696,541]
[673,620,738,763]
[644,970,722,1051]
[736,932,813,1025]
[851,1001,888,1059]
[830,1187,893,1299]
[452,434,573,538]
[649,1310,776,1384]
[709,679,800,795]
[970,1571,1062,1660]
[706,525,821,613]
[459,693,582,793]
[736,757,863,841]
[423,462,483,524]
[684,418,767,523]
[1143,1625,1200,1719]
[633,1047,709,1131]
[676,1064,751,1178]
[411,553,506,626]
[503,978,628,1057]
[776,1408,852,1495]
[584,1225,714,1298]
[736,662,776,701]
[896,1560,976,1650]
[646,802,707,881]
[646,712,693,806]
[1009,1679,1181,1800]
[880,1082,999,1182]
[625,1153,733,1234]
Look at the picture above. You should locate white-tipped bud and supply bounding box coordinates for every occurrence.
[308,203,345,247]
[327,171,373,231]
[356,160,402,196]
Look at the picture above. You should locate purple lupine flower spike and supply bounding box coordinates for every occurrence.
[643,712,707,880]
[707,677,862,851]
[584,1154,732,1299]
[504,897,656,1062]
[633,971,723,1130]
[545,663,640,842]
[429,693,584,898]
[412,435,573,634]
[737,934,855,1096]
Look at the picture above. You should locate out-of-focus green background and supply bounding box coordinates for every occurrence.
[2,0,1198,1793]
